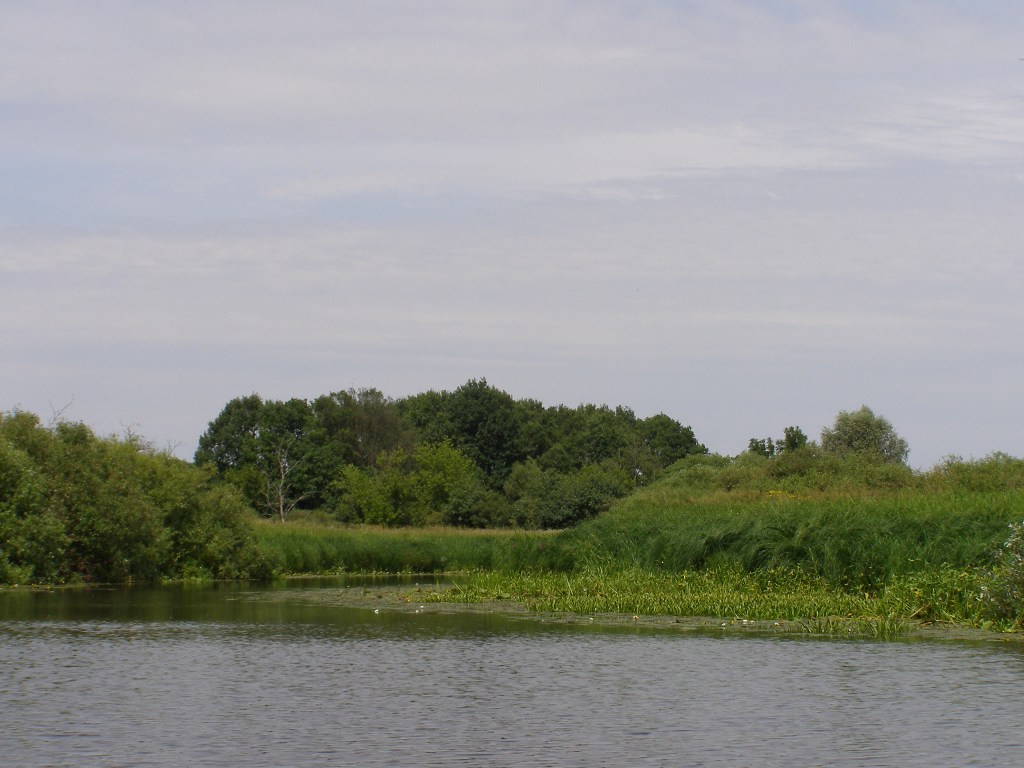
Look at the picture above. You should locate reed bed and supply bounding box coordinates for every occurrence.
[555,489,1020,590]
[253,520,556,574]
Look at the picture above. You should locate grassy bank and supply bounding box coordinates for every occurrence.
[257,490,1020,590]
[252,498,1022,634]
[253,454,1024,633]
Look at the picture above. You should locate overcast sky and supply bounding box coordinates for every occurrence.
[2,1,1022,468]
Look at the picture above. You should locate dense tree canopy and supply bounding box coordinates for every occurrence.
[195,379,706,528]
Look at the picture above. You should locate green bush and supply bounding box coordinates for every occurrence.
[0,410,264,584]
[982,521,1024,623]
[925,453,1024,493]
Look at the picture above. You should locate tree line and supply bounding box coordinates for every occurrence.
[194,378,706,528]
[2,387,979,588]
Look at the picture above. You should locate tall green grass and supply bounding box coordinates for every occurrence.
[554,490,1019,589]
[252,521,557,575]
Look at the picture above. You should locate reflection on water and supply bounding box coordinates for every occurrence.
[2,581,1023,768]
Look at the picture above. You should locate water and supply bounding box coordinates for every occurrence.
[2,580,1023,767]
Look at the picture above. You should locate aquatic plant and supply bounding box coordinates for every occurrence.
[435,567,877,622]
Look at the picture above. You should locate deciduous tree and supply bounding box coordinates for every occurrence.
[821,406,909,465]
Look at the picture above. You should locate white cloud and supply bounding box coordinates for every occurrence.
[2,1,1023,466]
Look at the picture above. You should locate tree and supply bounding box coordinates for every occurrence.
[821,406,909,464]
[195,396,322,520]
[781,426,808,453]
[194,394,263,471]
[747,437,777,458]
[638,414,705,465]
[400,379,527,488]
[748,426,808,458]
[311,388,411,469]
[1,410,261,584]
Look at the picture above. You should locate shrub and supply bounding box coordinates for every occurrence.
[926,453,1024,493]
[982,521,1024,623]
[0,410,266,584]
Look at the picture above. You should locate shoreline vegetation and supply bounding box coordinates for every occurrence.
[3,401,1023,640]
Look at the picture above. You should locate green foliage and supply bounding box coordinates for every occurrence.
[924,453,1024,492]
[252,520,555,575]
[445,379,528,486]
[782,426,809,452]
[193,393,263,471]
[311,388,412,468]
[195,394,319,518]
[441,567,877,622]
[199,379,705,528]
[747,426,808,458]
[662,447,917,498]
[821,405,909,464]
[0,410,263,585]
[334,442,491,527]
[638,413,705,465]
[556,462,1019,590]
[747,437,777,458]
[882,567,991,626]
[0,429,66,583]
[981,521,1024,624]
[503,459,632,529]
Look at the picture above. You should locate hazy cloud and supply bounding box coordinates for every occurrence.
[2,1,1023,466]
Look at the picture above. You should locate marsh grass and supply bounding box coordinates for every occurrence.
[558,489,1020,590]
[249,454,1024,631]
[795,615,910,639]
[431,566,1005,635]
[434,567,875,621]
[253,520,556,574]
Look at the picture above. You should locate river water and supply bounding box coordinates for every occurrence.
[2,579,1023,767]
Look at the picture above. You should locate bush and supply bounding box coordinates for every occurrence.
[982,521,1024,623]
[926,453,1024,493]
[0,410,265,584]
[333,442,488,527]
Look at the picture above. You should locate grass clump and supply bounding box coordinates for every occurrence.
[980,520,1024,626]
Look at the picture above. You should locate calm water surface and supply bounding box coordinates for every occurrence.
[2,579,1023,768]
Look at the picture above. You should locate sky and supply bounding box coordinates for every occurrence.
[2,1,1022,469]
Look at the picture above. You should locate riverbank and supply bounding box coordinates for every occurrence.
[250,481,1024,634]
[3,416,1021,636]
[239,576,1024,643]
